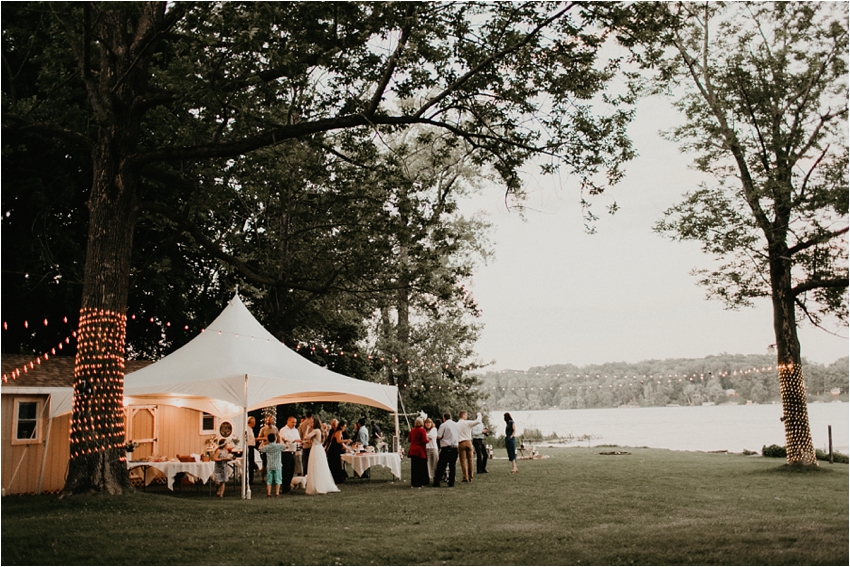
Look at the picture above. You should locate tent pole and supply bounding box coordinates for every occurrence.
[394,411,400,455]
[242,375,248,499]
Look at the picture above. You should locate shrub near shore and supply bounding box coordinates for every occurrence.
[2,447,847,566]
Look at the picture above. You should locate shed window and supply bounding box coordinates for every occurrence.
[14,399,42,444]
[201,412,216,434]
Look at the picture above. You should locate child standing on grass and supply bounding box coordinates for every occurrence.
[260,433,285,497]
[212,439,231,497]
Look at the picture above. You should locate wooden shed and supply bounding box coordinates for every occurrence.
[2,355,231,495]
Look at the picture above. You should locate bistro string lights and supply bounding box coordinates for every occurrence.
[69,308,127,460]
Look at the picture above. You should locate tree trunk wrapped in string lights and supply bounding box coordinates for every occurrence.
[66,309,131,493]
[777,363,816,466]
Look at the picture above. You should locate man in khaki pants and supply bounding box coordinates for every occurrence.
[456,411,482,483]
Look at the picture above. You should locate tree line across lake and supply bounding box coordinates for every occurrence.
[476,354,849,411]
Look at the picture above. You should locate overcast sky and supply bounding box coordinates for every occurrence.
[460,95,848,371]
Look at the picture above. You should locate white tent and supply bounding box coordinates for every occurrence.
[124,293,399,497]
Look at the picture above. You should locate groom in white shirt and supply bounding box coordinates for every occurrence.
[279,416,301,493]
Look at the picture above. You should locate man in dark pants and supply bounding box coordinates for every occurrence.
[279,415,301,493]
[472,421,489,474]
[247,416,258,484]
[433,412,459,487]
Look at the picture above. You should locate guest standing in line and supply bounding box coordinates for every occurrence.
[456,411,482,483]
[257,415,278,476]
[327,421,349,484]
[370,420,384,451]
[424,417,439,483]
[279,416,301,493]
[504,412,518,474]
[246,416,258,485]
[407,417,429,488]
[259,433,285,497]
[432,412,459,488]
[298,411,313,476]
[355,417,370,478]
[472,421,489,474]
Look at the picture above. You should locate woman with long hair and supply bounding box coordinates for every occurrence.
[327,421,349,484]
[424,417,439,483]
[504,412,518,474]
[303,417,339,495]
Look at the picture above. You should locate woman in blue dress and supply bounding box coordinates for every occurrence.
[504,412,518,474]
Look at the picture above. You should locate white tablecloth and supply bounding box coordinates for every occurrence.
[340,453,401,479]
[126,461,216,490]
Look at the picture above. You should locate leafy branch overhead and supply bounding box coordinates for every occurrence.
[646,2,849,326]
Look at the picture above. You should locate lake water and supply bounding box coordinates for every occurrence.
[489,402,849,454]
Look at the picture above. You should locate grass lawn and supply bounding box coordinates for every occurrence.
[2,447,847,565]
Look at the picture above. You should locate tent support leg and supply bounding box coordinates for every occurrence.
[242,374,248,499]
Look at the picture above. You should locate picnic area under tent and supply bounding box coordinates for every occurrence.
[124,292,400,497]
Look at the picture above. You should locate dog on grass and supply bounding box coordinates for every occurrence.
[290,475,306,490]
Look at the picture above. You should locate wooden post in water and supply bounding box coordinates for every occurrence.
[828,425,833,464]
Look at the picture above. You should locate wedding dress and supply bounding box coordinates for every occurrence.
[304,428,340,495]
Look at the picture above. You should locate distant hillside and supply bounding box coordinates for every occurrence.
[475,354,849,411]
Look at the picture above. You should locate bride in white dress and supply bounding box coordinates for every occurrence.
[303,417,340,495]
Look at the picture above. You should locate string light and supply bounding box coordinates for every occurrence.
[69,308,127,461]
[2,334,76,382]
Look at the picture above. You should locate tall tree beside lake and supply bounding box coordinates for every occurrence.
[646,2,848,465]
[2,2,639,494]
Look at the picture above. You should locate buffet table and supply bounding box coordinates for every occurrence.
[341,452,402,479]
[126,460,216,491]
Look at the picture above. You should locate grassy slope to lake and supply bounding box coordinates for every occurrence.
[2,448,847,566]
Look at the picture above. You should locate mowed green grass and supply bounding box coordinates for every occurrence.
[2,448,847,565]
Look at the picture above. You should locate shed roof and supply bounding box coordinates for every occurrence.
[1,355,151,388]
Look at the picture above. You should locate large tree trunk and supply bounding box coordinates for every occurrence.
[64,133,140,494]
[770,251,817,467]
[62,3,160,494]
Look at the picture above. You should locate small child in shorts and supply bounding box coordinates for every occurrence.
[259,432,285,497]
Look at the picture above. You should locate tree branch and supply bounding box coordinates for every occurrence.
[792,277,849,297]
[142,199,365,296]
[2,115,92,150]
[366,3,416,116]
[412,2,578,120]
[787,226,849,256]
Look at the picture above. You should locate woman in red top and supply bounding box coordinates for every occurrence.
[407,417,429,488]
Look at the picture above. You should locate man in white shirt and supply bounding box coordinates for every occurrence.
[456,411,482,482]
[472,421,489,474]
[279,416,301,493]
[433,412,459,487]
